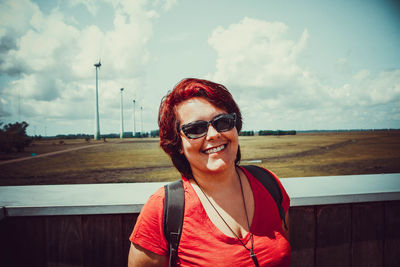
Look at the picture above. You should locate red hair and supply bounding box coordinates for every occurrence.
[158,78,242,178]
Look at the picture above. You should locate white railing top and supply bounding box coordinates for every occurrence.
[0,173,399,218]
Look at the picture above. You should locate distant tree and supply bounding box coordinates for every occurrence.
[258,130,274,136]
[239,131,254,136]
[56,133,91,139]
[150,130,159,137]
[134,132,149,138]
[0,121,32,153]
[258,130,296,136]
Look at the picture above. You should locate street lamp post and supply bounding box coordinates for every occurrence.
[120,88,124,139]
[93,61,101,140]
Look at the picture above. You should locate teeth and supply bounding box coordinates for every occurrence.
[204,145,225,154]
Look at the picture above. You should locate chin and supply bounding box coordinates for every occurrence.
[205,159,233,173]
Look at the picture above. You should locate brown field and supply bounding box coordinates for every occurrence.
[0,131,399,186]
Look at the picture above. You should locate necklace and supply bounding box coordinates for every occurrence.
[193,168,260,267]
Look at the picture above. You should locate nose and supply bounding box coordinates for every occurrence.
[205,123,220,140]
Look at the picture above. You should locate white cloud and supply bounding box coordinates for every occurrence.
[352,69,400,106]
[0,0,162,133]
[209,17,309,89]
[326,69,400,108]
[70,0,98,16]
[0,0,41,75]
[208,17,400,130]
[9,74,60,101]
[0,0,39,37]
[151,0,177,11]
[163,0,177,11]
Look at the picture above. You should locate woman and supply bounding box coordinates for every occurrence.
[128,78,290,266]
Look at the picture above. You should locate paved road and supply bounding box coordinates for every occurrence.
[0,143,105,166]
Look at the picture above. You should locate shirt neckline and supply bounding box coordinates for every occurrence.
[182,168,257,245]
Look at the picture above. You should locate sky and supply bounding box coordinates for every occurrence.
[0,0,399,136]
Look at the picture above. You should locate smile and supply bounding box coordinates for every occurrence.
[203,144,226,154]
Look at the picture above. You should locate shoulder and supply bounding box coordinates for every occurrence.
[141,186,166,214]
[130,186,168,256]
[240,165,290,212]
[240,165,280,184]
[132,186,165,231]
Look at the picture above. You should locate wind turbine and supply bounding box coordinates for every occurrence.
[93,60,101,140]
[120,88,124,139]
[133,99,136,137]
[140,106,143,135]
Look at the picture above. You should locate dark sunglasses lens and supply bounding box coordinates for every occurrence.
[182,113,236,139]
[183,122,208,138]
[213,115,235,132]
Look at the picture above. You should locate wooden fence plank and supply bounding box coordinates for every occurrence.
[316,204,351,267]
[384,201,400,267]
[0,216,46,267]
[82,214,124,267]
[122,213,139,265]
[352,202,384,267]
[0,218,7,266]
[290,206,315,267]
[45,216,84,267]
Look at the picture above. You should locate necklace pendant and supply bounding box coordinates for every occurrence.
[250,249,260,267]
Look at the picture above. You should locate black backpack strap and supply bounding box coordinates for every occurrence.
[163,180,185,267]
[241,165,288,230]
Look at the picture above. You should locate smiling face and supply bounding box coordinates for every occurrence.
[176,97,239,177]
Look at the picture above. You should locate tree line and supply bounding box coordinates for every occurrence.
[239,130,296,136]
[0,121,32,153]
[258,130,297,136]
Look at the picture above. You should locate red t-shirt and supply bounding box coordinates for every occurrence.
[130,166,291,266]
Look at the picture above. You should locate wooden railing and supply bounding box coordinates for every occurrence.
[1,173,399,267]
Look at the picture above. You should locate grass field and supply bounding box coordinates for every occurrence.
[0,131,399,186]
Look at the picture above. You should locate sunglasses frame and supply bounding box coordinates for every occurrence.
[180,113,237,139]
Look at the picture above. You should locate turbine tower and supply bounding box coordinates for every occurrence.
[133,99,136,137]
[93,61,101,140]
[140,106,143,135]
[120,88,124,139]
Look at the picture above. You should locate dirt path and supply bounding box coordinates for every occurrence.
[0,143,105,166]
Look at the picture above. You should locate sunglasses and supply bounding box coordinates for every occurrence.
[180,113,237,139]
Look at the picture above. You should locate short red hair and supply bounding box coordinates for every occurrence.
[158,78,242,178]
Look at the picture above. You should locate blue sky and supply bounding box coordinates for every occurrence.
[1,0,399,136]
